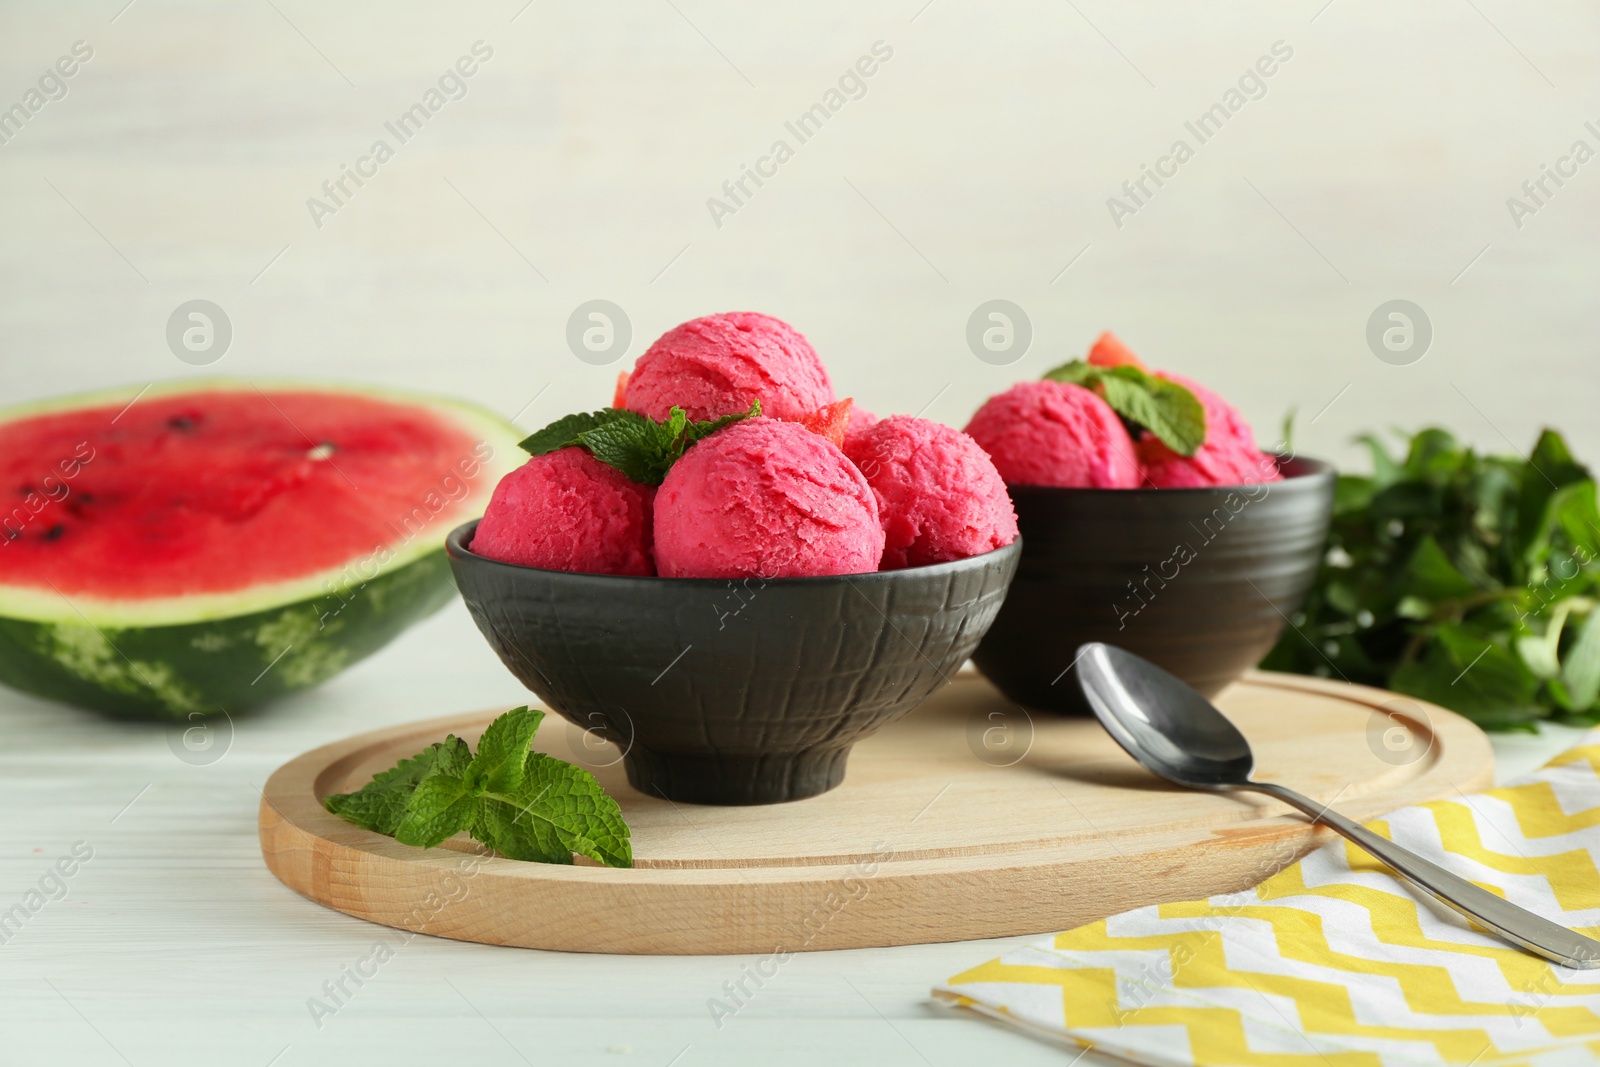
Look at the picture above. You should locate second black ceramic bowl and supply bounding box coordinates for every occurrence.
[447,522,1019,805]
[972,457,1334,713]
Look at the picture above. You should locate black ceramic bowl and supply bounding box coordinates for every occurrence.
[447,522,1019,805]
[972,457,1334,714]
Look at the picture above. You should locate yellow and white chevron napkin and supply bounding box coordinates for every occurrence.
[935,736,1600,1066]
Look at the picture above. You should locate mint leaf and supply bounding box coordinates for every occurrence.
[559,400,763,485]
[517,402,762,484]
[1517,430,1590,557]
[424,735,473,779]
[1354,433,1404,489]
[581,402,763,485]
[1525,481,1600,568]
[466,705,544,794]
[578,410,680,484]
[1391,624,1542,729]
[1040,360,1100,389]
[1562,610,1600,712]
[519,409,626,456]
[1261,425,1600,732]
[324,708,633,867]
[479,753,633,867]
[473,785,571,864]
[323,736,471,835]
[1403,428,1465,480]
[683,401,761,450]
[394,773,477,849]
[1099,371,1205,457]
[1041,360,1205,456]
[1405,536,1480,602]
[662,406,690,444]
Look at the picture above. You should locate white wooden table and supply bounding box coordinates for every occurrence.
[0,602,1579,1067]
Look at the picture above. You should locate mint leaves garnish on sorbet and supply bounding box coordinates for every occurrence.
[518,401,761,485]
[324,706,632,867]
[1043,360,1206,457]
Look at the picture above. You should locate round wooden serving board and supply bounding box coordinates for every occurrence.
[260,671,1494,954]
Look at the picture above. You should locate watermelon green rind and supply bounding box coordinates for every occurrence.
[0,378,526,719]
[0,550,456,720]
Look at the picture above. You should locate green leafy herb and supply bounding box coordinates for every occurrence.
[578,410,680,484]
[517,401,761,485]
[517,409,622,456]
[1042,360,1206,456]
[323,736,470,836]
[324,706,632,867]
[684,404,766,447]
[1260,427,1600,732]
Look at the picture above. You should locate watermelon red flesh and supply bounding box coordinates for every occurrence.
[0,381,524,719]
[0,389,484,601]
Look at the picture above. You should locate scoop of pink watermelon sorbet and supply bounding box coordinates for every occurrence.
[844,416,1017,570]
[964,380,1143,488]
[472,447,655,575]
[653,417,883,579]
[1139,374,1283,489]
[845,404,877,436]
[623,312,835,422]
[841,403,877,453]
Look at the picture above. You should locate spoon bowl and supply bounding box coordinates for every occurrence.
[1076,641,1600,969]
[1077,642,1253,789]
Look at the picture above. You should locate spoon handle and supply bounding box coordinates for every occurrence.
[1251,781,1600,969]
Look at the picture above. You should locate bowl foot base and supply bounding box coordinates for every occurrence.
[624,745,850,805]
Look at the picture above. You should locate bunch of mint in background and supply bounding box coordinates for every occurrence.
[519,401,761,484]
[1043,360,1206,456]
[1262,428,1600,731]
[325,706,632,867]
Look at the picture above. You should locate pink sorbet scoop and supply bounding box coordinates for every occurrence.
[964,380,1143,488]
[472,447,656,575]
[1139,373,1283,488]
[844,416,1017,570]
[624,311,835,423]
[653,417,883,579]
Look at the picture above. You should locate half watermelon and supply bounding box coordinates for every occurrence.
[0,380,524,719]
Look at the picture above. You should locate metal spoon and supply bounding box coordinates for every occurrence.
[1076,641,1600,969]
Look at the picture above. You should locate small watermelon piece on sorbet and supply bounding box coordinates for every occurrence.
[1087,331,1147,371]
[794,398,854,448]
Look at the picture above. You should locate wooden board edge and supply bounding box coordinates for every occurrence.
[261,796,1345,953]
[258,673,1503,954]
[1242,670,1497,797]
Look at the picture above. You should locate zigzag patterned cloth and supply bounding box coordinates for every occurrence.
[934,735,1600,1066]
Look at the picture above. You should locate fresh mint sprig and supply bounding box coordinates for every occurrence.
[324,706,632,867]
[517,401,761,485]
[516,409,619,456]
[1261,427,1600,732]
[1042,360,1206,457]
